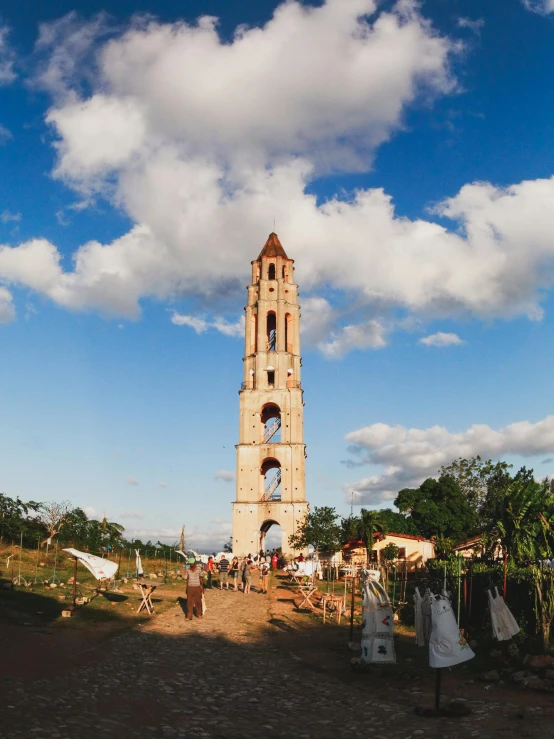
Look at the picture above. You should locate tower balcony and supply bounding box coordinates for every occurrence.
[240,380,301,391]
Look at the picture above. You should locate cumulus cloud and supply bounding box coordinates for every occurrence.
[126,476,139,486]
[119,511,144,520]
[126,520,232,552]
[0,287,15,323]
[419,331,465,347]
[171,312,244,337]
[344,415,554,504]
[0,210,21,224]
[0,27,16,85]
[84,506,96,516]
[522,1,554,14]
[214,469,235,482]
[0,125,12,144]
[1,1,554,355]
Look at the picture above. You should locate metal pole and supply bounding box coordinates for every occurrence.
[443,564,447,594]
[17,531,23,583]
[349,575,356,642]
[435,668,442,714]
[72,557,78,609]
[392,564,397,608]
[126,547,131,578]
[33,537,41,584]
[457,555,462,625]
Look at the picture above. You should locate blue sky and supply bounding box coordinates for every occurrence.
[1,0,554,550]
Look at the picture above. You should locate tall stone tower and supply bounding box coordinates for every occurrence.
[232,233,308,556]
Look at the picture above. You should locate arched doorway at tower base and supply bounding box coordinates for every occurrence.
[260,519,283,553]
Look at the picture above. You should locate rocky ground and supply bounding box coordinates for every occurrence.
[1,574,552,739]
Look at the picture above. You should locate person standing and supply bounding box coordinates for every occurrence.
[206,556,215,589]
[241,556,252,594]
[271,553,278,570]
[260,559,270,593]
[182,563,204,620]
[230,557,240,591]
[219,554,230,589]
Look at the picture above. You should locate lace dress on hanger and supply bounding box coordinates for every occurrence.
[487,587,520,641]
[428,594,475,668]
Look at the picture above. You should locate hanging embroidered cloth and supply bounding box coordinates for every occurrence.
[428,593,475,668]
[487,587,520,641]
[63,548,119,581]
[421,588,433,642]
[360,569,396,664]
[135,549,144,576]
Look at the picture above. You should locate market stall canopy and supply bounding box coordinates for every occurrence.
[63,548,119,581]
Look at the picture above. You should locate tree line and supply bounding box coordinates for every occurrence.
[290,456,554,565]
[0,496,169,553]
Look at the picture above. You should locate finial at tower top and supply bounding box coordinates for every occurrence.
[257,232,288,260]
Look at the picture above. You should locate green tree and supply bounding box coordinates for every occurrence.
[440,456,513,510]
[395,475,477,541]
[289,506,341,553]
[0,493,42,543]
[381,542,399,562]
[496,478,554,563]
[355,508,387,563]
[377,508,420,536]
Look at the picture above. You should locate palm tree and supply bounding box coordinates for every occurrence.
[91,516,125,552]
[496,479,553,563]
[356,509,387,564]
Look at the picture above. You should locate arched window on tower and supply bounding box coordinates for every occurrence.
[285,312,293,353]
[251,313,257,354]
[266,311,276,351]
[268,263,276,280]
[282,265,287,280]
[261,403,281,443]
[261,457,281,501]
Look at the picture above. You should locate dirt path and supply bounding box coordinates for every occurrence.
[0,580,552,738]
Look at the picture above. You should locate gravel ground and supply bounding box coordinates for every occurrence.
[0,582,552,739]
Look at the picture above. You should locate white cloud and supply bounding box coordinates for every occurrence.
[126,520,232,552]
[158,481,168,488]
[119,511,144,520]
[126,476,139,486]
[320,319,388,358]
[1,1,554,356]
[214,469,235,482]
[0,286,15,323]
[419,331,465,347]
[0,27,16,85]
[522,1,554,14]
[344,415,554,504]
[84,506,96,517]
[171,312,244,337]
[457,18,484,33]
[0,125,12,144]
[0,210,21,224]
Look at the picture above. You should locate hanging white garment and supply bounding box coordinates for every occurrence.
[135,549,144,577]
[63,548,119,581]
[487,587,519,641]
[360,569,396,664]
[428,594,475,668]
[421,589,433,642]
[414,587,426,647]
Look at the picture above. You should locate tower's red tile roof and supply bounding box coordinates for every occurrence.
[258,232,288,259]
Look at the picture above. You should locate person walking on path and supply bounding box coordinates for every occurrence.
[230,557,240,591]
[241,556,252,594]
[218,554,229,589]
[182,563,204,620]
[206,556,215,589]
[259,558,270,593]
